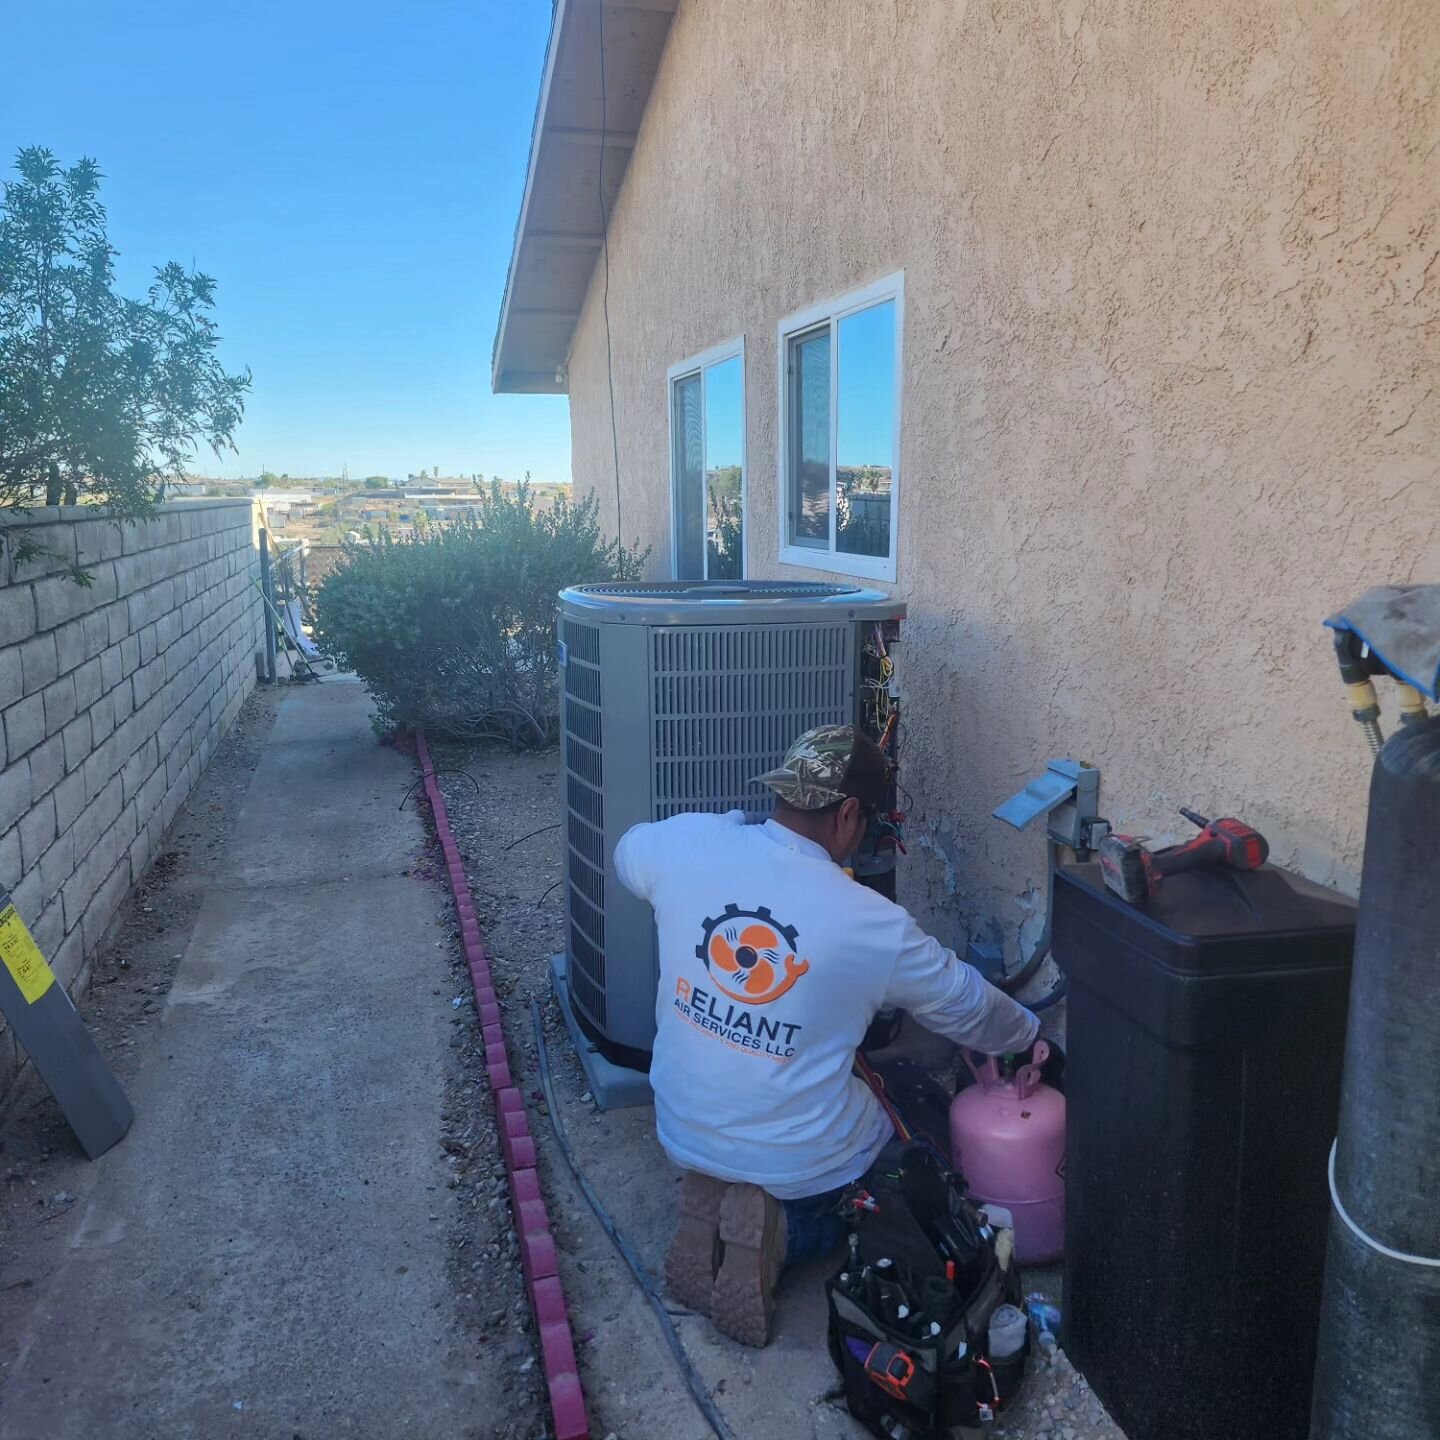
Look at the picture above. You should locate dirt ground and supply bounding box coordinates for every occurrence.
[428,738,1126,1440]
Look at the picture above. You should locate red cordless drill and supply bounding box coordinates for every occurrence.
[1099,807,1270,904]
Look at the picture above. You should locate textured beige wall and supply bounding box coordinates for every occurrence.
[566,0,1440,957]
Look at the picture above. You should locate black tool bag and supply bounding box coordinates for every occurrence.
[826,1142,1027,1438]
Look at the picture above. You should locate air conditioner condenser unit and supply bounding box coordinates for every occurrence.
[553,579,904,1097]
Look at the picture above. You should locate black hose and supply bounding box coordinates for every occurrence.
[1026,973,1068,1013]
[398,767,481,811]
[999,842,1059,994]
[530,1000,736,1440]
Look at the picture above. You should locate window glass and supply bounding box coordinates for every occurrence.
[671,371,704,580]
[787,327,830,548]
[703,355,744,580]
[835,300,895,559]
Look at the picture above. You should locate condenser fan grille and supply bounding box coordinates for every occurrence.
[560,618,606,1028]
[651,624,853,818]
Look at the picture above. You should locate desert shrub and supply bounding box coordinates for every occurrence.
[314,480,646,745]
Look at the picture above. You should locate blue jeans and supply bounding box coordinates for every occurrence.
[781,1186,847,1268]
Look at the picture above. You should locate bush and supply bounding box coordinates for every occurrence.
[313,480,646,746]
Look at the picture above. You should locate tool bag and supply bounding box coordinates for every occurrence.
[826,1141,1028,1438]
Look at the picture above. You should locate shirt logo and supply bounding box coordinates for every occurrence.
[696,904,810,1005]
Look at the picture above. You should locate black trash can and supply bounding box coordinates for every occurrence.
[1053,862,1356,1440]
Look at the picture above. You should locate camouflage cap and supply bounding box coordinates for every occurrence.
[755,724,860,810]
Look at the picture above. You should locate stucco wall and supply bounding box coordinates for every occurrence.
[564,0,1440,957]
[0,500,263,1093]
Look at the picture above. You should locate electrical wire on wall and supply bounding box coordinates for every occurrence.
[596,0,624,550]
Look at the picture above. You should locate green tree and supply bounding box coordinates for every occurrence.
[363,475,389,490]
[0,147,250,538]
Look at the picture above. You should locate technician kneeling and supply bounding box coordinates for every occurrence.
[615,724,1038,1347]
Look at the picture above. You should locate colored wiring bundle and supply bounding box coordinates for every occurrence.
[530,1000,736,1440]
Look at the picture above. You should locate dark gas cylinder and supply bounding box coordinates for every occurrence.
[1311,716,1440,1440]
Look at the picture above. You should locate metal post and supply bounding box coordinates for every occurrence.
[259,529,277,684]
[298,541,308,594]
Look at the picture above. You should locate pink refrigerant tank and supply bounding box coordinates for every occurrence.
[949,1041,1066,1264]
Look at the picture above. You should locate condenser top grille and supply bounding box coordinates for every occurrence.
[576,581,857,600]
[559,580,903,626]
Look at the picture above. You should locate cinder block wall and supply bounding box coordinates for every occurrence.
[0,499,262,1093]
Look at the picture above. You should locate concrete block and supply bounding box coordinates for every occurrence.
[112,549,155,598]
[135,764,167,827]
[83,729,121,799]
[121,515,156,554]
[53,768,85,832]
[89,690,115,746]
[28,733,64,797]
[0,758,30,834]
[61,712,91,773]
[83,608,110,658]
[125,822,149,884]
[43,674,78,736]
[20,633,58,695]
[73,656,102,712]
[67,799,107,877]
[54,620,86,676]
[0,648,20,716]
[74,517,124,567]
[0,583,38,648]
[119,634,140,676]
[105,600,129,646]
[120,737,155,804]
[4,523,76,582]
[18,793,56,873]
[137,624,157,667]
[31,898,63,960]
[112,789,138,847]
[0,825,19,891]
[39,828,74,902]
[100,641,124,694]
[51,926,84,990]
[33,571,102,631]
[132,656,161,706]
[10,864,41,927]
[111,677,135,724]
[91,772,123,837]
[61,824,113,933]
[3,693,44,760]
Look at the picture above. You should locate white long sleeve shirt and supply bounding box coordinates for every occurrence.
[615,811,1039,1199]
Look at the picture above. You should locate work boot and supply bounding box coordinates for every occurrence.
[665,1171,729,1315]
[711,1182,788,1347]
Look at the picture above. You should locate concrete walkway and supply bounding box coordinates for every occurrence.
[2,682,481,1437]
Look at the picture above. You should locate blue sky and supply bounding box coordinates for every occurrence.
[0,0,571,482]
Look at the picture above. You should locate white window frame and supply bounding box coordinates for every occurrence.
[666,336,748,581]
[776,271,903,583]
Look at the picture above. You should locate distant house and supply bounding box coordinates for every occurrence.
[492,0,1439,933]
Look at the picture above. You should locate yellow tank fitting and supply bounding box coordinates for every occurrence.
[1394,683,1429,726]
[1346,680,1381,723]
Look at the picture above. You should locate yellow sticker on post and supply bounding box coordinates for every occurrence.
[0,903,56,1005]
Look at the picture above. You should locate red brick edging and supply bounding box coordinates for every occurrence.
[414,731,589,1440]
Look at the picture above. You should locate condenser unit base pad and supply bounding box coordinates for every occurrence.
[549,954,654,1111]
